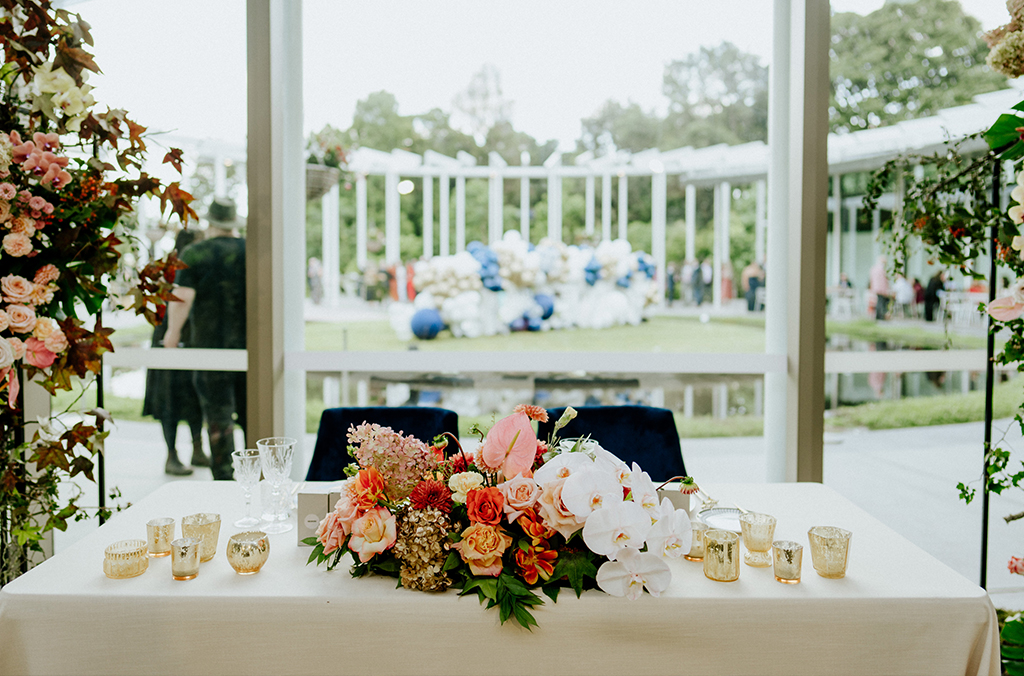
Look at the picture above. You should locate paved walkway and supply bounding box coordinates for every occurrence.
[55,416,1024,607]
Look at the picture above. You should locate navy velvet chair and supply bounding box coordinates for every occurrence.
[535,405,686,482]
[305,406,459,481]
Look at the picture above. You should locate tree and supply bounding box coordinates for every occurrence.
[830,0,1006,134]
[452,64,513,145]
[577,100,663,156]
[349,90,418,151]
[661,42,769,149]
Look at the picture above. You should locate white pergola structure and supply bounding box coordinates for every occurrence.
[328,87,1021,311]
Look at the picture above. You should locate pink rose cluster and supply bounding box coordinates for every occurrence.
[0,265,66,408]
[0,131,67,261]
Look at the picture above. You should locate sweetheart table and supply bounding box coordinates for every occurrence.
[0,481,999,676]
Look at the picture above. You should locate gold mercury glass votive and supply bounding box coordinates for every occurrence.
[772,540,803,584]
[146,517,175,557]
[181,513,221,562]
[170,537,202,580]
[808,526,852,579]
[739,512,777,567]
[103,539,149,579]
[703,529,740,582]
[684,522,709,561]
[226,531,270,575]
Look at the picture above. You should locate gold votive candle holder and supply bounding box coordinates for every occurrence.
[808,526,852,579]
[684,522,708,561]
[146,517,175,557]
[226,531,270,575]
[103,539,149,579]
[181,513,221,562]
[739,512,776,567]
[170,537,202,580]
[772,540,803,584]
[703,529,740,582]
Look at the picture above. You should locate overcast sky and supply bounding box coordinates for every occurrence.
[78,0,1009,151]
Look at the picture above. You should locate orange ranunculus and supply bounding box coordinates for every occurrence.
[453,523,512,577]
[515,539,557,585]
[466,486,504,525]
[516,508,555,543]
[353,467,387,510]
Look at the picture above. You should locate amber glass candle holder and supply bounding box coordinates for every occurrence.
[181,513,222,562]
[103,539,149,579]
[146,517,174,557]
[170,537,202,580]
[684,522,708,561]
[739,512,776,567]
[703,529,740,582]
[226,531,270,575]
[808,526,852,579]
[772,540,803,584]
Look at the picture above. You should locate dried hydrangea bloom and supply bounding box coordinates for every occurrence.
[987,30,1024,78]
[394,506,452,592]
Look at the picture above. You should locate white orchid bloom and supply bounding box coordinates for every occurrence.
[591,445,631,482]
[561,467,624,518]
[596,547,672,600]
[627,463,660,519]
[647,498,693,559]
[582,500,652,559]
[533,451,593,484]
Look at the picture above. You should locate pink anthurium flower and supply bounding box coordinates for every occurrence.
[481,412,537,480]
[988,295,1024,321]
[595,547,672,600]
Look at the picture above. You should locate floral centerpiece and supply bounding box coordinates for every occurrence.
[305,405,694,629]
[0,1,195,585]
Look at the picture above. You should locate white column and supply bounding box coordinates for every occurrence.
[246,0,305,457]
[754,377,764,417]
[422,175,433,259]
[323,376,340,408]
[602,173,613,241]
[439,174,450,256]
[617,173,628,240]
[520,176,530,242]
[831,174,842,286]
[652,170,667,306]
[321,182,340,307]
[488,171,502,244]
[685,184,696,262]
[755,179,766,263]
[585,175,595,236]
[712,182,723,308]
[455,175,466,253]
[356,378,369,407]
[871,208,880,262]
[846,204,857,278]
[547,173,562,241]
[764,0,791,483]
[683,385,694,419]
[355,173,367,270]
[384,171,400,265]
[722,180,732,277]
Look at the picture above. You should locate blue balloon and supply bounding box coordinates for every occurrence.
[510,316,529,332]
[526,316,542,331]
[410,309,444,340]
[534,294,555,320]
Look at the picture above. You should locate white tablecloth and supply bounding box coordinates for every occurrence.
[0,481,999,676]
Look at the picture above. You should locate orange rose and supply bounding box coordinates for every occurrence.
[353,467,387,511]
[466,486,503,525]
[536,477,584,539]
[454,523,512,577]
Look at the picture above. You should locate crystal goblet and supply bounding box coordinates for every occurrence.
[231,449,262,528]
[258,437,296,534]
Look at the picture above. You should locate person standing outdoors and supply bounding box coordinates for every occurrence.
[869,255,892,321]
[163,197,247,480]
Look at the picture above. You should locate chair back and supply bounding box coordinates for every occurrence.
[306,406,459,481]
[536,405,685,482]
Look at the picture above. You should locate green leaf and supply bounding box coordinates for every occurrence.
[306,542,325,565]
[1004,617,1024,647]
[461,577,498,601]
[542,584,560,603]
[551,550,599,598]
[442,550,461,571]
[301,536,319,547]
[985,113,1024,151]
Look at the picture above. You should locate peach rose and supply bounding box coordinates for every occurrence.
[315,509,348,555]
[0,337,13,370]
[43,327,67,354]
[3,232,32,257]
[2,274,33,305]
[6,304,35,333]
[454,522,512,577]
[332,479,362,531]
[23,337,54,368]
[29,283,54,306]
[536,477,585,539]
[499,474,541,523]
[7,336,24,361]
[466,487,504,525]
[347,507,397,563]
[0,309,9,332]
